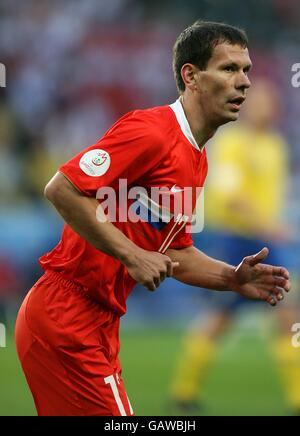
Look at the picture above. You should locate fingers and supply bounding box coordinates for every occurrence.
[157,260,180,286]
[265,287,285,307]
[247,247,269,266]
[272,276,291,293]
[271,286,284,302]
[274,288,284,302]
[257,274,289,290]
[257,264,291,294]
[261,264,290,281]
[272,266,290,280]
[267,295,277,307]
[147,273,163,291]
[145,257,180,291]
[145,281,156,292]
[166,261,180,277]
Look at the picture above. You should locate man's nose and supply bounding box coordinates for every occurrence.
[236,72,251,90]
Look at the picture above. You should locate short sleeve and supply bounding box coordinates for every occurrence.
[168,227,193,249]
[59,110,167,197]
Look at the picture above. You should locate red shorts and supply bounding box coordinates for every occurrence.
[15,271,133,416]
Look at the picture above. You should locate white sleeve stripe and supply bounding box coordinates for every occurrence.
[158,215,183,253]
[158,215,187,253]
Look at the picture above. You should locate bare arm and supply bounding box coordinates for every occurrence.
[44,172,178,290]
[45,172,137,261]
[166,245,291,306]
[166,246,234,290]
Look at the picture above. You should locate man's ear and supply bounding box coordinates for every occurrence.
[181,63,199,91]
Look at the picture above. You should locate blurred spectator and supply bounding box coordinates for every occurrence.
[0,255,24,329]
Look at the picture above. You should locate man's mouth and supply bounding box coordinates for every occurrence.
[228,96,245,110]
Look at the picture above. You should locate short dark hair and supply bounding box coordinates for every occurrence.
[173,20,249,93]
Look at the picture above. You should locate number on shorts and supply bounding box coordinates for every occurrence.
[104,374,127,416]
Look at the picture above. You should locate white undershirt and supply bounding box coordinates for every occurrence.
[169,98,202,151]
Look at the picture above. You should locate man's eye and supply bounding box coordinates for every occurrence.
[224,66,234,72]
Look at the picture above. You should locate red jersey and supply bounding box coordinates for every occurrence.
[39,100,208,316]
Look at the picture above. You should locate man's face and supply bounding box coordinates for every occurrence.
[194,43,252,125]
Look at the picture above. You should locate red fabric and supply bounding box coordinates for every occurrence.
[39,105,208,315]
[15,271,133,416]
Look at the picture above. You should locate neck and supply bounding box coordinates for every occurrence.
[180,94,218,146]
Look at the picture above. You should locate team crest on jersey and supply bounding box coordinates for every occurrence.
[92,154,107,166]
[80,149,111,177]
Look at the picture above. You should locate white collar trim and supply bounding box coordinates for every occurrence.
[169,98,201,151]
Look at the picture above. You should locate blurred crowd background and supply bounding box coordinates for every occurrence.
[0,0,300,417]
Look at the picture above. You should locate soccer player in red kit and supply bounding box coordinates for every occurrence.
[15,21,291,416]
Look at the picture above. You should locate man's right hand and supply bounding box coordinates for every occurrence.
[123,249,180,291]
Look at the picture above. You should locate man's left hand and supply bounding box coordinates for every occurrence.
[230,247,291,306]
